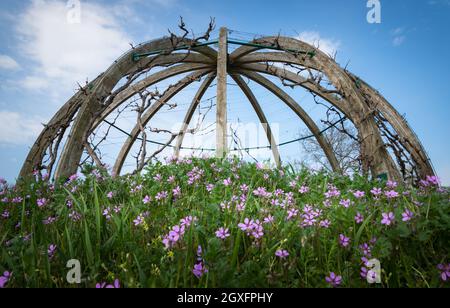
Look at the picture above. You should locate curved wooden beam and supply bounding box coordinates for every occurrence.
[233,63,413,176]
[21,52,216,180]
[233,51,318,70]
[23,32,431,183]
[174,73,216,158]
[113,69,212,176]
[234,53,430,173]
[19,76,102,179]
[230,36,400,180]
[91,62,213,130]
[347,72,435,178]
[235,62,351,117]
[124,52,214,76]
[229,37,318,65]
[231,63,401,176]
[230,74,282,169]
[54,37,217,179]
[236,69,341,173]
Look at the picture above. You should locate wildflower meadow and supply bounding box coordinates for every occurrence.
[0,157,449,288]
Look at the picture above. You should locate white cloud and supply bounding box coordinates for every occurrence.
[154,0,177,6]
[135,0,179,8]
[0,55,20,70]
[0,111,44,145]
[392,36,406,47]
[428,0,450,6]
[391,27,406,47]
[391,27,404,36]
[22,76,49,90]
[16,0,133,93]
[111,4,143,25]
[297,31,341,57]
[438,164,450,186]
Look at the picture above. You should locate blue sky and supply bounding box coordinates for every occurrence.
[0,0,449,184]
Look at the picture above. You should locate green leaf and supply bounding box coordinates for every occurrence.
[84,221,94,268]
[354,211,375,248]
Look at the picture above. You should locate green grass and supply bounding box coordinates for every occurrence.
[0,157,448,288]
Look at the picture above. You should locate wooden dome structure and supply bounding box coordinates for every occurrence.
[19,26,435,183]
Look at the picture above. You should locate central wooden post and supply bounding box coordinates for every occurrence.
[216,27,228,158]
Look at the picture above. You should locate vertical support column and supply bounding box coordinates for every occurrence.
[216,27,228,158]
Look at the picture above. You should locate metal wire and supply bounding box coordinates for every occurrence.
[102,116,347,153]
